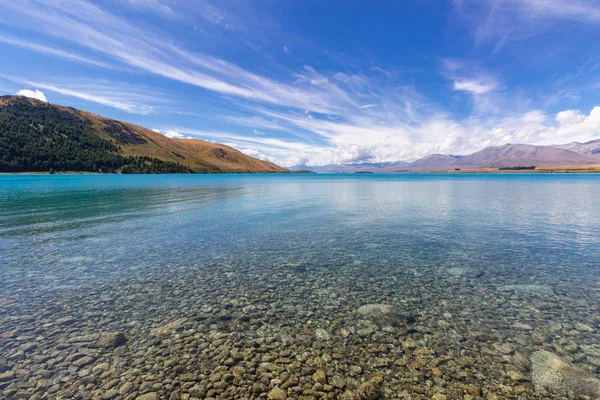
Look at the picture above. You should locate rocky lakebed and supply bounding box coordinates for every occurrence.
[1,254,600,400]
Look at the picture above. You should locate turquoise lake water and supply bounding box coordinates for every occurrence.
[1,174,600,399]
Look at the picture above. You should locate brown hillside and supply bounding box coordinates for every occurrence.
[0,95,287,173]
[84,112,286,173]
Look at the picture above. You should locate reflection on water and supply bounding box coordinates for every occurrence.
[1,174,600,399]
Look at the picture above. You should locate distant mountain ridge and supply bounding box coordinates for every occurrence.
[554,139,600,155]
[292,142,600,173]
[0,96,287,173]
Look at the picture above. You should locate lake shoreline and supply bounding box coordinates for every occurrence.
[3,164,600,175]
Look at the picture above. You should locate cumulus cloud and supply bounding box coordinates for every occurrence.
[549,106,600,142]
[556,109,586,126]
[16,89,47,102]
[164,130,184,138]
[153,129,184,138]
[236,147,277,162]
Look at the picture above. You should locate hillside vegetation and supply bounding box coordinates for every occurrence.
[0,96,287,174]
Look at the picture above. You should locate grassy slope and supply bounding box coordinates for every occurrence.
[0,96,287,173]
[85,112,286,173]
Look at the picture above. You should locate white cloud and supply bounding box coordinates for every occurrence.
[453,79,497,94]
[152,129,191,139]
[15,89,46,102]
[549,106,600,142]
[556,109,586,126]
[235,147,278,163]
[283,45,289,54]
[164,130,184,138]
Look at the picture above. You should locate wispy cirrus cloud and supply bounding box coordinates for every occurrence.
[0,35,117,69]
[0,74,166,114]
[1,0,360,115]
[454,0,600,48]
[120,0,173,15]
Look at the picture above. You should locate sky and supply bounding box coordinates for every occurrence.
[1,0,600,167]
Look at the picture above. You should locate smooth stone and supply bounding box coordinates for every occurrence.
[149,318,187,336]
[92,363,110,374]
[56,317,77,326]
[120,382,134,395]
[0,370,15,382]
[189,385,205,397]
[329,375,346,389]
[531,350,600,398]
[355,382,383,400]
[73,356,95,367]
[96,332,127,348]
[19,342,37,352]
[268,387,287,400]
[312,369,326,385]
[575,322,594,332]
[252,382,267,394]
[357,304,410,326]
[101,389,119,400]
[136,393,159,400]
[512,322,532,331]
[315,328,331,341]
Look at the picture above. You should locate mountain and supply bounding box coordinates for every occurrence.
[406,154,463,169]
[292,161,409,173]
[453,143,600,168]
[0,96,287,174]
[554,139,600,156]
[295,142,600,173]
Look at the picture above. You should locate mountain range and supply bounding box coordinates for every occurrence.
[2,95,599,174]
[0,96,286,173]
[293,141,600,173]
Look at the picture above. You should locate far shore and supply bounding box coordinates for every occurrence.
[427,165,600,174]
[3,164,600,175]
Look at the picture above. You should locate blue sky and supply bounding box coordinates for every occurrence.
[1,0,600,166]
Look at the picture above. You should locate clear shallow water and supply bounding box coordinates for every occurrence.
[1,174,600,399]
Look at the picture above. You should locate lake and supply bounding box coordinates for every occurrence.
[1,174,600,399]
